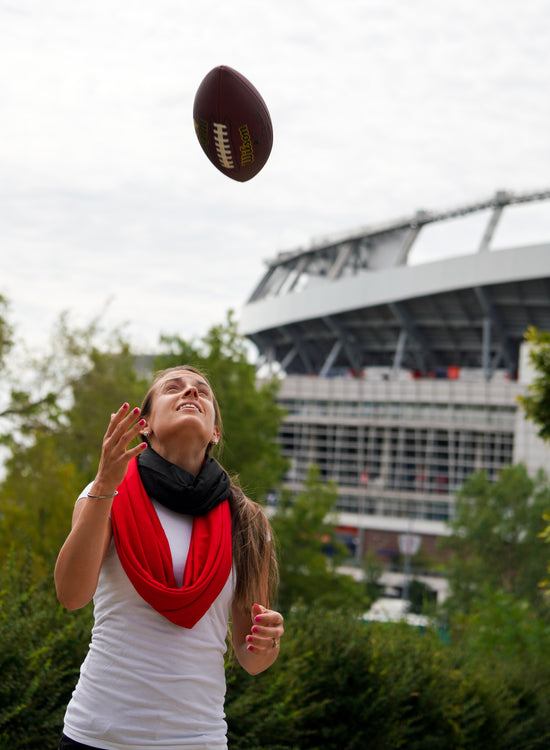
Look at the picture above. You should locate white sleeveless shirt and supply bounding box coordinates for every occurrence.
[63,495,234,750]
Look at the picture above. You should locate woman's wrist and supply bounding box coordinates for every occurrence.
[88,478,119,499]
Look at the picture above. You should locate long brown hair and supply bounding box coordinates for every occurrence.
[140,365,278,614]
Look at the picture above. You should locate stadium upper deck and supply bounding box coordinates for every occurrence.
[241,189,550,380]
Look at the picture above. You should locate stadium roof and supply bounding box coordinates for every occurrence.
[240,190,550,378]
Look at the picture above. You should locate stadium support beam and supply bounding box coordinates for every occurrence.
[319,340,342,377]
[280,345,299,371]
[478,192,508,253]
[286,256,309,293]
[390,302,436,372]
[475,286,516,377]
[327,243,353,280]
[391,330,408,375]
[322,316,363,373]
[395,211,427,265]
[285,329,315,373]
[482,317,491,380]
[247,266,277,303]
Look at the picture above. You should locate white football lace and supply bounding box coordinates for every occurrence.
[213,122,234,169]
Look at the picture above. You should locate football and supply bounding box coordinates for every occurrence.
[193,65,273,182]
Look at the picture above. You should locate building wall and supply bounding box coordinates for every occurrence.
[275,371,522,534]
[271,362,550,579]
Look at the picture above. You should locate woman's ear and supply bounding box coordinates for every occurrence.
[211,426,221,445]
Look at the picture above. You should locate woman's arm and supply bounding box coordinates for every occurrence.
[54,402,147,610]
[54,492,114,610]
[232,602,284,675]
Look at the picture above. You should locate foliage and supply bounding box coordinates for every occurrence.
[451,588,550,668]
[518,326,550,441]
[408,578,438,615]
[0,320,148,570]
[441,464,550,615]
[0,436,78,575]
[226,606,550,750]
[55,342,148,486]
[517,327,550,595]
[0,294,14,363]
[0,299,61,446]
[363,549,384,603]
[153,310,288,501]
[270,464,367,614]
[0,552,92,749]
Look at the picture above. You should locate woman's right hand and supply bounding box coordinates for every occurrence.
[55,403,148,610]
[91,402,148,496]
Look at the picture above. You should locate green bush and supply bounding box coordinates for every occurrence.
[3,559,550,749]
[0,554,91,749]
[226,607,550,749]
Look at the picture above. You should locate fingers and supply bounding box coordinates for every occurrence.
[94,403,147,491]
[246,604,285,653]
[107,403,140,436]
[105,403,147,447]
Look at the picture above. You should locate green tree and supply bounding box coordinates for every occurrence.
[56,344,148,487]
[153,311,288,501]
[0,315,148,568]
[442,464,550,615]
[271,464,367,613]
[452,587,550,666]
[0,294,13,364]
[0,297,61,447]
[518,326,550,440]
[0,436,78,575]
[517,327,550,594]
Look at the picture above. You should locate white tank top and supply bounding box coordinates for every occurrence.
[63,496,234,750]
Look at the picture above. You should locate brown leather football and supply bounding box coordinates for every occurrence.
[193,66,273,182]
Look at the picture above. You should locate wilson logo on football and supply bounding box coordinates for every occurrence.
[239,125,254,166]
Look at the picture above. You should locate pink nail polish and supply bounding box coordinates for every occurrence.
[254,615,262,623]
[122,403,129,410]
[138,419,146,426]
[247,645,254,651]
[133,407,140,415]
[252,626,259,633]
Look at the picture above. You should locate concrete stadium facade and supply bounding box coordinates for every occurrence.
[240,190,550,585]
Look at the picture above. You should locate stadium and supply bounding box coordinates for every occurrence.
[239,189,550,599]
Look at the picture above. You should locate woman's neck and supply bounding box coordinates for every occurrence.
[149,440,205,478]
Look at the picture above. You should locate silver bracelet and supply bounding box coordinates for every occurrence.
[87,491,119,499]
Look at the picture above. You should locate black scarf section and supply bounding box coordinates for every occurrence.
[137,447,231,516]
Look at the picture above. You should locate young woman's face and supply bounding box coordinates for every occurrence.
[145,369,220,450]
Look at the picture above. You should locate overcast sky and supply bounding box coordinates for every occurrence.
[1,0,549,353]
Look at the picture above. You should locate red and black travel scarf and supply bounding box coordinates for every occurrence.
[111,450,232,628]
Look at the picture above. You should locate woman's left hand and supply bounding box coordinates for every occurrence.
[246,603,284,653]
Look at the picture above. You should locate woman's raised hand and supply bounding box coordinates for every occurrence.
[92,403,148,495]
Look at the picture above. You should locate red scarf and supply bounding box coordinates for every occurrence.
[111,458,232,628]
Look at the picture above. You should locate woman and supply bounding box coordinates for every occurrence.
[55,365,284,750]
